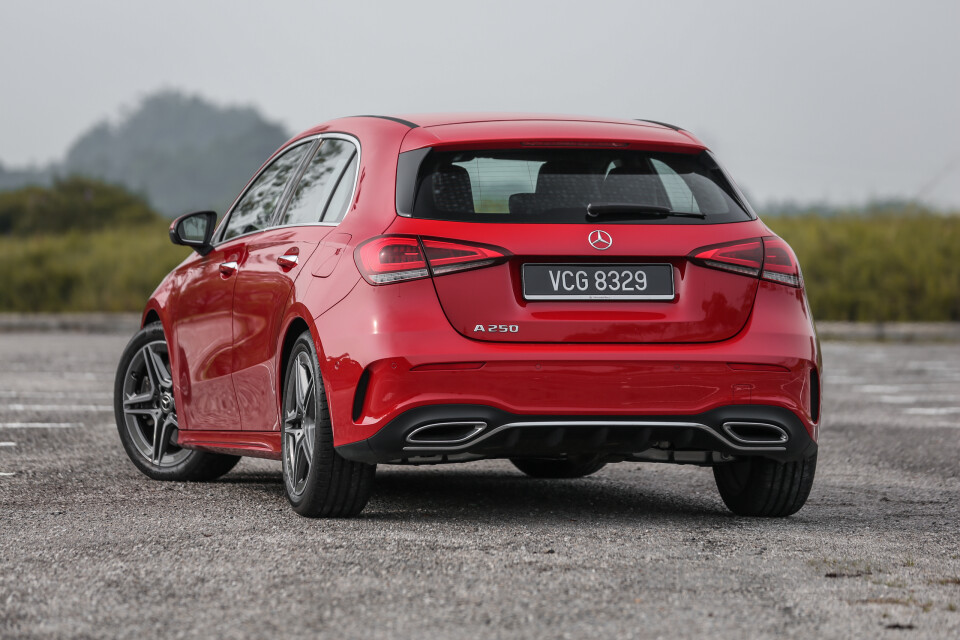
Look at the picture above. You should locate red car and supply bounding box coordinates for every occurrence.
[114,114,820,518]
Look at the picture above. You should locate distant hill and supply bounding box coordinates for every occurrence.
[0,90,290,217]
[61,91,291,216]
[0,162,50,192]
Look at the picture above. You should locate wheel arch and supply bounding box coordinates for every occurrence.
[143,308,161,328]
[277,311,339,437]
[279,316,313,386]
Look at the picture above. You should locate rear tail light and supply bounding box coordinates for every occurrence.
[690,239,763,277]
[760,236,803,288]
[690,236,803,288]
[422,239,506,275]
[355,237,429,284]
[355,236,509,285]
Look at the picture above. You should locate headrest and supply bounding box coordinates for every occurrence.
[600,166,669,207]
[432,164,474,212]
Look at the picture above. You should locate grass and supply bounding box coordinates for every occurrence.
[768,212,960,321]
[0,220,189,312]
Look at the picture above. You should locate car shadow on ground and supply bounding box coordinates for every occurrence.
[218,464,746,524]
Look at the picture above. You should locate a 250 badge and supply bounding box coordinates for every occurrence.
[474,324,519,333]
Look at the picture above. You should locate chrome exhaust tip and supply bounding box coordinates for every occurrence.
[721,421,789,445]
[406,421,486,445]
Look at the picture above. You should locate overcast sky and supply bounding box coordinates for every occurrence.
[2,0,958,208]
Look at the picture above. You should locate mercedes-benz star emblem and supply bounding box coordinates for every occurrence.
[588,229,613,251]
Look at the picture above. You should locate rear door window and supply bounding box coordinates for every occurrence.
[279,138,357,226]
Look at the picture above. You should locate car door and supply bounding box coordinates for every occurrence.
[232,136,360,431]
[171,140,313,431]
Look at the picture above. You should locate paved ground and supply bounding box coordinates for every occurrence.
[1,333,959,639]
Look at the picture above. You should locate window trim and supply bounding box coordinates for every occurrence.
[211,132,362,245]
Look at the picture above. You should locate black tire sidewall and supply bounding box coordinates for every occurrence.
[281,332,326,511]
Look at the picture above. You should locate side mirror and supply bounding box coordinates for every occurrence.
[170,211,217,255]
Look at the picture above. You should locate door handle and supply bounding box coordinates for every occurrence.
[277,253,299,269]
[277,246,300,269]
[219,261,238,276]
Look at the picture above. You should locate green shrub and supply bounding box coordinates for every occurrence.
[0,220,189,312]
[768,213,960,321]
[0,176,159,235]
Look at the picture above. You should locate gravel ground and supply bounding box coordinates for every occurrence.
[1,333,959,639]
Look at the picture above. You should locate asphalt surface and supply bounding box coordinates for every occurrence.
[1,333,959,639]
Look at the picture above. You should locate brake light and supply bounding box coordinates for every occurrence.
[690,239,763,277]
[760,236,803,288]
[422,239,506,275]
[690,237,802,288]
[355,236,508,285]
[355,237,429,284]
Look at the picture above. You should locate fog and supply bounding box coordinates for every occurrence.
[2,0,958,207]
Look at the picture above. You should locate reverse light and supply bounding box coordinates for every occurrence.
[690,236,803,288]
[355,236,509,285]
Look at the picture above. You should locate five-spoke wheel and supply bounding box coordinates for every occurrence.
[114,323,239,481]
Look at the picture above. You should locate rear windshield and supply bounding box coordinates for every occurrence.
[407,148,753,224]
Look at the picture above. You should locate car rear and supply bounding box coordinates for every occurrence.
[326,117,820,515]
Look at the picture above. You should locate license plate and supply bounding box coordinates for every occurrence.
[522,263,675,300]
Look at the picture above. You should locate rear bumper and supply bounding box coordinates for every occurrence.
[315,279,821,448]
[336,404,818,464]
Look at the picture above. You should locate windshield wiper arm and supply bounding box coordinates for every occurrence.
[586,202,706,219]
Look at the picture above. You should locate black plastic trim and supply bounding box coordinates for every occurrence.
[353,115,419,129]
[395,147,432,216]
[352,368,371,422]
[336,404,817,465]
[635,119,685,131]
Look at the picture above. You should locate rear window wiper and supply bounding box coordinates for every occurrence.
[586,202,706,219]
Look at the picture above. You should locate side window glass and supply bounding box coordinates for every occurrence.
[322,154,358,223]
[280,139,357,226]
[221,143,311,241]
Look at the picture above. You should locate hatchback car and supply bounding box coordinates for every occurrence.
[115,114,820,518]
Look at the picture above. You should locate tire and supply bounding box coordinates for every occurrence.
[281,330,375,517]
[114,322,241,481]
[510,455,607,479]
[713,453,817,517]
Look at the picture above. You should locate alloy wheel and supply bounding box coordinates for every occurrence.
[283,350,317,498]
[120,340,189,467]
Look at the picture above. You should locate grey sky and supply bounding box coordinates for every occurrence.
[2,0,958,208]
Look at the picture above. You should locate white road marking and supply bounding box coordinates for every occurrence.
[0,390,112,399]
[0,472,15,477]
[0,442,15,447]
[878,395,917,404]
[4,404,112,412]
[906,361,957,370]
[903,407,960,416]
[877,394,960,404]
[0,423,82,428]
[856,385,903,394]
[825,376,866,384]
